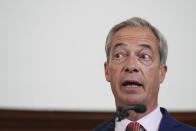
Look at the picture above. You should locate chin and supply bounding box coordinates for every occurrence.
[124,95,144,106]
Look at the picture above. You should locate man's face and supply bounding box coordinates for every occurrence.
[104,27,167,109]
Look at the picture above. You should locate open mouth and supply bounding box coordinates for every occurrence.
[121,80,143,88]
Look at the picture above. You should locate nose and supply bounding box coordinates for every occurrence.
[124,55,139,73]
[125,66,139,73]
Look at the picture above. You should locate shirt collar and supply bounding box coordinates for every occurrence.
[115,106,162,131]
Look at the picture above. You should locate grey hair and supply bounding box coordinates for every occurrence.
[105,17,168,65]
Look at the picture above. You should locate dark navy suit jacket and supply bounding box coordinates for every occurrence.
[93,107,196,131]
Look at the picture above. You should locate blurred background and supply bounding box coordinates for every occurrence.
[0,0,196,113]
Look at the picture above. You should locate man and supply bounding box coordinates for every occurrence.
[93,17,196,131]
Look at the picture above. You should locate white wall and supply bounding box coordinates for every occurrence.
[0,0,196,112]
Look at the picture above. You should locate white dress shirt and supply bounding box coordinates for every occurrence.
[115,106,162,131]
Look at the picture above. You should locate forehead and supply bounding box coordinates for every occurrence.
[111,27,158,48]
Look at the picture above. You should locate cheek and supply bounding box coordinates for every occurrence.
[108,65,124,95]
[109,66,120,96]
[142,66,160,87]
[109,65,122,80]
[143,67,160,100]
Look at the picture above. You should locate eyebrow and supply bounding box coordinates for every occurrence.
[139,44,152,51]
[113,43,127,49]
[113,43,152,51]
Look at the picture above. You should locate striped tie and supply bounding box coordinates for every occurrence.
[125,122,146,131]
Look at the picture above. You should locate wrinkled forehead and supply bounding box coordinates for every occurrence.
[111,27,158,46]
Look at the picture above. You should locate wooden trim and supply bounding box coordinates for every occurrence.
[0,109,195,131]
[170,112,196,127]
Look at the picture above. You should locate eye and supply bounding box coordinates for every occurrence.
[138,53,153,65]
[114,53,124,59]
[112,51,128,64]
[140,54,151,60]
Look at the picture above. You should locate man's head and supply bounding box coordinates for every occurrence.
[104,17,168,114]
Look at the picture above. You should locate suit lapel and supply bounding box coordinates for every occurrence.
[159,108,181,131]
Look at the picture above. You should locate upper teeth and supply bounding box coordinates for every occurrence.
[126,85,139,87]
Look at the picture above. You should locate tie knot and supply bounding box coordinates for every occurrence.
[125,122,146,131]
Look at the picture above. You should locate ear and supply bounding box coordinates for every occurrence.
[159,64,167,83]
[104,62,111,82]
